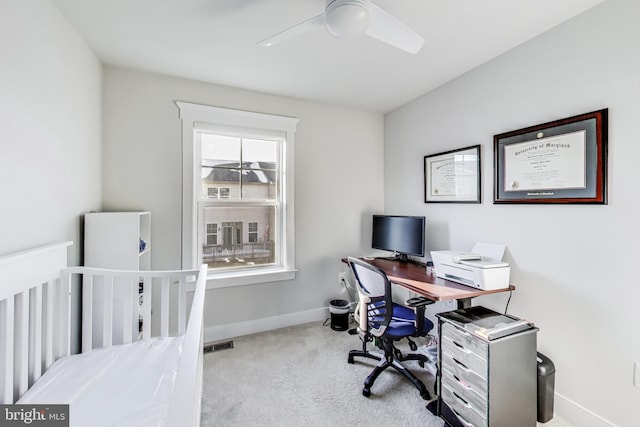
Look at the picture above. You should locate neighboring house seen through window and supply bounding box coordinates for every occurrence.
[177,102,298,287]
[199,133,277,268]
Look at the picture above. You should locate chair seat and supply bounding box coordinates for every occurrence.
[371,302,434,337]
[387,316,434,338]
[391,303,417,321]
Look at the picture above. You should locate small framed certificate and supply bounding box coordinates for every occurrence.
[493,109,607,204]
[424,145,481,203]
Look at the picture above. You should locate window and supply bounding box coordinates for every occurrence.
[206,223,218,245]
[207,187,231,199]
[248,222,258,243]
[177,102,298,287]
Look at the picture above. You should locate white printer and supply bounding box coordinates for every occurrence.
[430,242,511,290]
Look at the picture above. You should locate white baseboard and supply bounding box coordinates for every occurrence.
[204,307,330,344]
[554,392,616,427]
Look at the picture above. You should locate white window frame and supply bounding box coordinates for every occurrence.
[177,101,298,288]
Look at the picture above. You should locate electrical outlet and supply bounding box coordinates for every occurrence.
[443,299,456,309]
[338,272,347,286]
[634,361,640,388]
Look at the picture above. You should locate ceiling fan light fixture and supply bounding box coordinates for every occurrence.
[258,0,422,54]
[325,1,371,39]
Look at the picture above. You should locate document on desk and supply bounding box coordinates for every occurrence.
[470,242,506,262]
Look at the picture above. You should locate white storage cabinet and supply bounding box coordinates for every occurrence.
[84,211,151,345]
[84,211,150,270]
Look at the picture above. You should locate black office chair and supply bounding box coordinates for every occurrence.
[346,257,435,399]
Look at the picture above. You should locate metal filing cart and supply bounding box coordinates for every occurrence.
[437,306,539,427]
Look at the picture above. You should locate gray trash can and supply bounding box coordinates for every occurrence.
[329,299,350,331]
[537,352,556,423]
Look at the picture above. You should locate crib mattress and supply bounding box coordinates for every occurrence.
[18,336,184,427]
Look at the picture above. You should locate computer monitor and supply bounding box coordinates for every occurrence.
[371,215,425,261]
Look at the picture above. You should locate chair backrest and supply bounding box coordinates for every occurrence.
[347,257,394,337]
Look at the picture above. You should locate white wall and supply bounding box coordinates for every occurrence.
[0,0,102,351]
[0,0,102,260]
[102,67,384,337]
[384,0,639,426]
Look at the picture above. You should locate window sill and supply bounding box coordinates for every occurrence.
[205,267,297,289]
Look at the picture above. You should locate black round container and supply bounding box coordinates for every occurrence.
[329,299,350,331]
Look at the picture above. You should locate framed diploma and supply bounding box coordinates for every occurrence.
[494,109,607,204]
[424,145,481,203]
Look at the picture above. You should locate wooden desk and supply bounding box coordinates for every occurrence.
[345,257,515,309]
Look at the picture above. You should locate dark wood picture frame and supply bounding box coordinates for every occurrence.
[493,109,608,204]
[424,145,481,203]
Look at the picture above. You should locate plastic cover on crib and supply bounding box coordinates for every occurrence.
[18,336,185,427]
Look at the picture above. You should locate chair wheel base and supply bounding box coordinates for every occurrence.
[362,388,371,397]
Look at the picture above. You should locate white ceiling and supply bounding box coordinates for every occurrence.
[51,0,604,113]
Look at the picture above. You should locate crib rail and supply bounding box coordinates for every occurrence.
[65,266,202,352]
[166,263,208,427]
[0,242,72,404]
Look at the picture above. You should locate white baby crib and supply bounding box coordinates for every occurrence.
[0,241,208,426]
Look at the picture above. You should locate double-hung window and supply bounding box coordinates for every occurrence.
[177,102,298,287]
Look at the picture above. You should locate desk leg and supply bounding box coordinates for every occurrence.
[456,298,472,310]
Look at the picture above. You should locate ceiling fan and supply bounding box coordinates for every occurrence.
[257,0,424,54]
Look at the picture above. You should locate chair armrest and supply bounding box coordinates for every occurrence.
[405,297,434,336]
[405,296,435,308]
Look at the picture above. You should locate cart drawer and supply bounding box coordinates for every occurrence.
[441,367,487,415]
[442,322,487,358]
[441,351,488,394]
[441,383,487,427]
[441,335,487,376]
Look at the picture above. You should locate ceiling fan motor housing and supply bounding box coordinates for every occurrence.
[325,0,371,39]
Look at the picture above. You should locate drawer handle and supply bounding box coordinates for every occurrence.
[453,374,471,390]
[451,408,475,427]
[452,357,471,371]
[452,391,471,408]
[452,340,471,354]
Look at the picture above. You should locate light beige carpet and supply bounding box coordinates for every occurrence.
[201,321,442,427]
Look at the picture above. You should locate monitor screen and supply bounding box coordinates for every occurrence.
[371,215,425,260]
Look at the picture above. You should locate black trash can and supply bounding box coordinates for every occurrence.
[537,352,556,423]
[329,299,350,331]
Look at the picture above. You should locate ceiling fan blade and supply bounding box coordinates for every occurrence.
[365,3,424,54]
[258,13,325,47]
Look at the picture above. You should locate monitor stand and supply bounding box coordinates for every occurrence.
[394,253,410,262]
[378,252,426,267]
[378,252,409,262]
